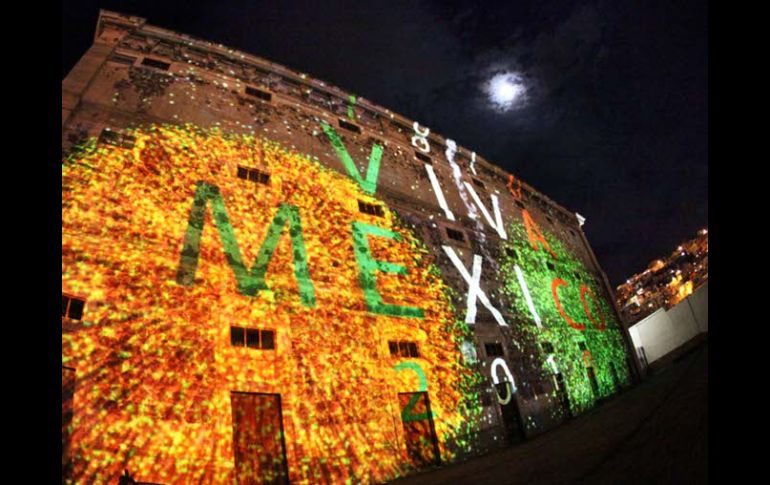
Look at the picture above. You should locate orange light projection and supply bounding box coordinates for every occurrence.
[62,124,479,484]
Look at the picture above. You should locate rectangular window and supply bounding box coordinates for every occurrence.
[445,227,466,242]
[338,119,361,134]
[231,326,275,351]
[542,342,554,354]
[141,57,171,71]
[245,86,272,101]
[98,128,135,148]
[505,248,518,260]
[472,178,486,189]
[484,342,504,357]
[237,166,270,185]
[414,151,432,164]
[358,200,385,217]
[578,341,587,351]
[109,53,137,65]
[62,295,85,321]
[546,261,555,271]
[515,200,526,210]
[389,340,420,358]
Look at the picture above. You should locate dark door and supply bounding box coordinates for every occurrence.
[62,366,76,482]
[398,392,440,468]
[554,373,571,418]
[231,392,289,485]
[495,382,525,444]
[586,367,600,398]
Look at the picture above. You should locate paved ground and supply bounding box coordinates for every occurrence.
[391,342,708,485]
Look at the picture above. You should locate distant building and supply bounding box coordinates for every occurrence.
[616,228,708,324]
[62,10,635,484]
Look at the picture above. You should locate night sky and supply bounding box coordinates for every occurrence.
[62,0,708,287]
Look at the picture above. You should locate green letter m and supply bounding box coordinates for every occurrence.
[175,181,316,306]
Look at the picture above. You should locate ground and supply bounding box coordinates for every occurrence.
[390,342,708,484]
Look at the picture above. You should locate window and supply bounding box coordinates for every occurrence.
[414,151,432,164]
[515,200,526,210]
[578,341,587,351]
[389,340,419,358]
[109,53,136,65]
[484,342,504,357]
[546,216,554,225]
[445,227,465,242]
[230,326,275,350]
[505,248,518,260]
[237,166,270,185]
[472,178,486,190]
[358,200,385,217]
[62,295,85,321]
[338,119,361,134]
[98,128,136,149]
[245,86,272,101]
[141,57,170,71]
[546,261,555,271]
[569,229,577,238]
[542,342,554,354]
[480,392,493,407]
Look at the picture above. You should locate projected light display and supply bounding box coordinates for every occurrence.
[500,217,631,415]
[62,124,483,484]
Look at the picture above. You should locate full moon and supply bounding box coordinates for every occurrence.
[486,72,526,112]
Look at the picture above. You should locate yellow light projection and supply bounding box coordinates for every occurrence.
[62,124,478,484]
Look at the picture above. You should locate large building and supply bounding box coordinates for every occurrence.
[62,11,636,484]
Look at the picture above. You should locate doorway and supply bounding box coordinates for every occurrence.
[230,392,290,485]
[586,367,600,398]
[62,366,76,482]
[494,382,525,444]
[398,392,440,469]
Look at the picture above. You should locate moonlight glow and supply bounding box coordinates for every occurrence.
[486,73,527,111]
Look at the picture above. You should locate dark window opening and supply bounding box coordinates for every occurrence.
[237,166,270,185]
[245,86,272,101]
[542,342,554,354]
[246,329,260,349]
[472,178,486,189]
[109,53,137,65]
[505,248,518,260]
[62,295,85,321]
[484,343,504,357]
[546,261,555,271]
[261,330,275,350]
[98,128,136,149]
[515,200,526,210]
[578,341,587,351]
[569,230,576,238]
[414,151,432,164]
[389,340,420,358]
[231,326,275,350]
[358,200,385,217]
[230,326,245,346]
[338,119,361,134]
[546,216,553,225]
[446,228,465,242]
[141,57,170,70]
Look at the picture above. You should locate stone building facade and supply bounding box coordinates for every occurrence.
[62,10,636,484]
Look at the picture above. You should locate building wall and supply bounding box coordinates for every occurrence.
[628,282,708,366]
[62,10,634,484]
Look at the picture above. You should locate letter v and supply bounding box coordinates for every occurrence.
[321,121,383,195]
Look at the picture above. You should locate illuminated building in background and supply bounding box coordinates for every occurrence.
[62,11,634,484]
[616,228,708,324]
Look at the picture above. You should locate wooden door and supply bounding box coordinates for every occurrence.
[231,392,289,485]
[398,392,440,469]
[62,366,76,482]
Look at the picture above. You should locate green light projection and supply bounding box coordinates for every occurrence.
[500,221,631,415]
